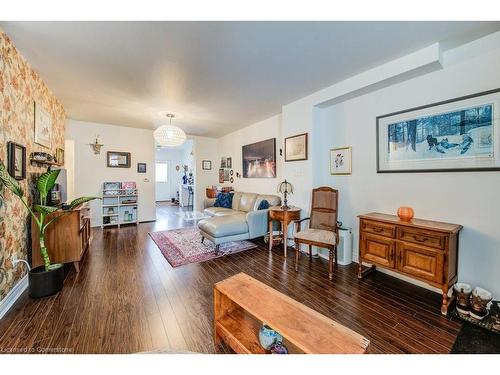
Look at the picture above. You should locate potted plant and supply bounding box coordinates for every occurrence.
[0,163,99,298]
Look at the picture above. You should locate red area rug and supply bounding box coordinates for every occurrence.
[149,227,257,267]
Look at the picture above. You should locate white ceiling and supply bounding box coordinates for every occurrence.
[2,21,500,137]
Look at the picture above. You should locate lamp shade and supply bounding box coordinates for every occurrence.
[154,125,187,147]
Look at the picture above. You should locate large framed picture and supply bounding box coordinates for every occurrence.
[377,88,500,173]
[285,133,308,161]
[107,151,131,168]
[330,146,352,175]
[7,142,26,180]
[242,138,276,178]
[34,102,51,148]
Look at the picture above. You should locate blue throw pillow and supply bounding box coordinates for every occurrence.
[214,192,233,208]
[257,199,270,210]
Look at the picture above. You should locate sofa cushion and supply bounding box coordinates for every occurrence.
[232,192,243,210]
[198,214,248,238]
[254,194,281,211]
[257,200,269,210]
[204,207,240,217]
[213,192,233,208]
[238,193,258,212]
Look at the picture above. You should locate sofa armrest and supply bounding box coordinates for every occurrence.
[246,209,269,239]
[203,198,216,209]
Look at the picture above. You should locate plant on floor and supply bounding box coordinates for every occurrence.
[0,162,100,271]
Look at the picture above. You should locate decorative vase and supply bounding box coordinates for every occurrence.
[258,324,282,350]
[397,207,414,221]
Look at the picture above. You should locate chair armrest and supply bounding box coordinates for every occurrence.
[294,217,310,230]
[246,210,270,239]
[203,198,216,209]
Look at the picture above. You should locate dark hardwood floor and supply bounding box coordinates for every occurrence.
[0,205,462,354]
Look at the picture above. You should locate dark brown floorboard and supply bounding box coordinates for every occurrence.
[0,205,461,354]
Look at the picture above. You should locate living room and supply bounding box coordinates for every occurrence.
[1,1,500,372]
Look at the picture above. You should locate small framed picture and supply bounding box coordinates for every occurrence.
[56,148,65,166]
[107,151,131,168]
[223,169,230,181]
[137,163,147,173]
[285,133,308,162]
[218,168,224,183]
[202,160,212,170]
[330,147,352,175]
[34,102,51,148]
[7,142,26,180]
[226,157,232,168]
[220,157,227,168]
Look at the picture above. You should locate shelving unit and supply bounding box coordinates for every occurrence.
[101,186,139,228]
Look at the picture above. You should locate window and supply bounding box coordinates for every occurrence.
[155,162,168,183]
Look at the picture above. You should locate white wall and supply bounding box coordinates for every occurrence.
[217,114,283,195]
[66,119,156,226]
[191,135,219,211]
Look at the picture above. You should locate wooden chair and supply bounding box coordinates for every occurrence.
[294,187,339,280]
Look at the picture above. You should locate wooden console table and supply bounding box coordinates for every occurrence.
[214,273,370,353]
[357,212,462,315]
[268,206,301,257]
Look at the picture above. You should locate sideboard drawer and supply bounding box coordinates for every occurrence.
[397,227,446,250]
[361,220,396,238]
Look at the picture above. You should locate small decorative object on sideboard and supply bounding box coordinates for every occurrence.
[470,287,492,321]
[277,179,293,209]
[397,206,414,222]
[258,324,283,350]
[454,283,472,316]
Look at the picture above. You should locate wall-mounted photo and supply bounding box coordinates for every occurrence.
[226,157,232,168]
[137,163,147,173]
[107,151,131,168]
[242,138,276,178]
[223,169,230,181]
[55,148,65,166]
[7,142,26,180]
[377,89,500,172]
[220,157,227,168]
[218,168,225,183]
[285,133,308,161]
[202,160,212,170]
[34,102,51,148]
[330,146,352,175]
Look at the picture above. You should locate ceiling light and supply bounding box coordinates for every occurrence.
[153,114,186,147]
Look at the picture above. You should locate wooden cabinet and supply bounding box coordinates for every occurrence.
[358,212,462,316]
[32,205,92,272]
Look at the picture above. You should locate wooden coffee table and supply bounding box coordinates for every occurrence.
[213,273,370,354]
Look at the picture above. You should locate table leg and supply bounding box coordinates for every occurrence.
[268,219,273,251]
[283,220,288,257]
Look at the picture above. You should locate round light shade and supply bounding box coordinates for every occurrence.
[154,125,187,147]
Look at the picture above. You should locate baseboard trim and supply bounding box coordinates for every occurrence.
[0,274,28,320]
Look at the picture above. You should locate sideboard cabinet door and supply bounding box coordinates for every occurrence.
[360,233,395,268]
[396,242,444,284]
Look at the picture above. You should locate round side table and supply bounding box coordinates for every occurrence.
[268,206,301,257]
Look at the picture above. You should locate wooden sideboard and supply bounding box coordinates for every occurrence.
[32,205,92,272]
[357,212,462,315]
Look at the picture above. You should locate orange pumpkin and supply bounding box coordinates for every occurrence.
[397,207,414,222]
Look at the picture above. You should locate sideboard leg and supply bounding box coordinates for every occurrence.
[441,285,455,316]
[357,263,375,279]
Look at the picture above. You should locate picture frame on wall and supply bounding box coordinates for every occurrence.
[220,157,227,168]
[377,88,500,173]
[137,163,147,173]
[202,160,212,170]
[242,138,276,178]
[7,142,26,180]
[55,148,65,166]
[218,168,225,183]
[223,169,230,181]
[330,146,352,175]
[284,133,308,161]
[107,151,131,168]
[226,157,232,168]
[34,102,51,148]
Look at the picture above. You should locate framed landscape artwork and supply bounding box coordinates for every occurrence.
[377,88,500,173]
[242,138,276,178]
[330,146,352,175]
[107,151,131,168]
[285,133,308,161]
[34,102,51,148]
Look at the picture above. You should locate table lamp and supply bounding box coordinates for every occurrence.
[277,180,293,210]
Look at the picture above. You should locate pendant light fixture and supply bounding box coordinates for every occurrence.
[154,113,187,147]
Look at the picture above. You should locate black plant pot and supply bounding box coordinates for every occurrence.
[28,265,64,298]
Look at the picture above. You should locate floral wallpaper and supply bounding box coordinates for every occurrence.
[0,32,66,301]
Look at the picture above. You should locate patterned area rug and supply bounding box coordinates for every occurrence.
[149,227,257,267]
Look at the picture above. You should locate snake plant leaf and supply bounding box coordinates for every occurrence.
[0,162,24,198]
[33,204,59,215]
[68,196,101,210]
[36,169,61,202]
